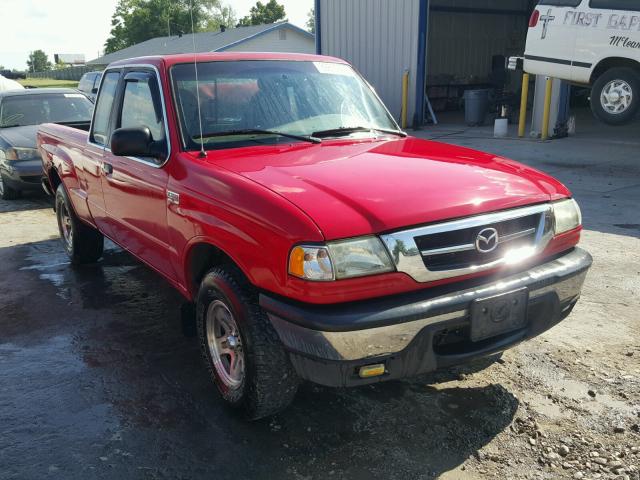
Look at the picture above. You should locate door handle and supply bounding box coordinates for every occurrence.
[101,162,113,175]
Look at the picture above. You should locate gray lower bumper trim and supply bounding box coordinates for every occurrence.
[266,248,591,361]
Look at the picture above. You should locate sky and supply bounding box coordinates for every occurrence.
[0,0,313,70]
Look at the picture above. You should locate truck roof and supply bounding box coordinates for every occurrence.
[107,52,349,69]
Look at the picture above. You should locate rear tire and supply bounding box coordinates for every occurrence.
[590,67,640,125]
[55,184,104,264]
[196,265,299,420]
[0,174,20,200]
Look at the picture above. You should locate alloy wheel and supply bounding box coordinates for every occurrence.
[206,300,245,389]
[58,202,73,250]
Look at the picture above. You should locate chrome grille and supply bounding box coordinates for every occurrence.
[417,214,542,271]
[380,204,554,283]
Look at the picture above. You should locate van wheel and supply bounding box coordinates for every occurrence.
[196,265,299,420]
[591,67,640,125]
[55,184,104,264]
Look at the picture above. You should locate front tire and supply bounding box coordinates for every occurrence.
[590,67,640,125]
[196,265,299,420]
[55,184,104,264]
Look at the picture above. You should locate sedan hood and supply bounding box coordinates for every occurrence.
[207,137,570,240]
[0,125,38,149]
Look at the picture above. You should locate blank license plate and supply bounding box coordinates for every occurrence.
[470,289,529,342]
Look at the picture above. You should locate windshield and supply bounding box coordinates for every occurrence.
[171,60,399,150]
[0,93,93,128]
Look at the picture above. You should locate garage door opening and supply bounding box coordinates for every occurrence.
[423,0,537,127]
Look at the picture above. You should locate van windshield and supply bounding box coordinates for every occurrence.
[171,60,400,150]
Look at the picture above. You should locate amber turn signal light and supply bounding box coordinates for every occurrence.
[358,364,386,379]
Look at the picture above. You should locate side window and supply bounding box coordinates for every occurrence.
[119,74,166,146]
[93,73,103,90]
[538,0,582,6]
[590,0,640,11]
[90,71,120,146]
[78,74,91,92]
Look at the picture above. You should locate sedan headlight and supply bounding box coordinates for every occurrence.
[289,236,395,281]
[4,147,39,161]
[553,198,582,235]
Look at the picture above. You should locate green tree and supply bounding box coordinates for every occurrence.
[306,7,315,33]
[104,0,236,54]
[26,50,52,72]
[205,3,237,31]
[54,59,68,70]
[237,0,286,26]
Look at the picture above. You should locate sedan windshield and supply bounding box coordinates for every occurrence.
[0,93,93,128]
[171,60,400,150]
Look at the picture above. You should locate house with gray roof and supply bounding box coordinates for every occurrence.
[88,22,315,68]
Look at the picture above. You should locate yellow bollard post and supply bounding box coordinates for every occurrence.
[518,72,530,138]
[541,76,553,141]
[401,70,409,130]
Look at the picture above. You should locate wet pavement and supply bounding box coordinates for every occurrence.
[0,198,519,480]
[1,118,639,479]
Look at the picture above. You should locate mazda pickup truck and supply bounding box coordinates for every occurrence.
[38,53,592,419]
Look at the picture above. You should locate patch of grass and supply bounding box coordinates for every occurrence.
[18,78,78,89]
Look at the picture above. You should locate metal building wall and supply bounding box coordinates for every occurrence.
[318,0,422,124]
[427,0,529,81]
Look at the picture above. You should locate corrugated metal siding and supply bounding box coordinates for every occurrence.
[427,0,529,81]
[319,0,421,122]
[228,28,315,54]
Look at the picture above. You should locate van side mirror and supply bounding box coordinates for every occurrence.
[91,87,98,94]
[111,127,154,158]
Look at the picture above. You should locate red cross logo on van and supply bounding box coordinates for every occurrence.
[540,9,556,40]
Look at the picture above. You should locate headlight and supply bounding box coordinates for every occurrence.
[289,236,395,281]
[4,147,39,161]
[553,198,582,235]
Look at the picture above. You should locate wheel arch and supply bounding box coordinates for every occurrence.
[183,239,251,301]
[590,57,640,84]
[48,167,62,203]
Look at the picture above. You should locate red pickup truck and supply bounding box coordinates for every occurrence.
[38,53,592,419]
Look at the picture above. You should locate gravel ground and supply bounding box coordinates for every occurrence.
[0,118,638,479]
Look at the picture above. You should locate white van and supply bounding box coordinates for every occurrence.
[524,0,640,125]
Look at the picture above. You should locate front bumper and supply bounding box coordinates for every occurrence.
[1,159,43,192]
[261,248,592,387]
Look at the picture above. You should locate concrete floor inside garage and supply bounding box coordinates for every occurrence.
[0,111,638,479]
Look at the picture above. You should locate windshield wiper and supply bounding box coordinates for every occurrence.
[192,129,321,144]
[311,126,407,138]
[0,124,21,128]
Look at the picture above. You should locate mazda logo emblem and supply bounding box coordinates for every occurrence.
[476,228,499,253]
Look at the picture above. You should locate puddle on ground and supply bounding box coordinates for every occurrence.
[19,240,137,303]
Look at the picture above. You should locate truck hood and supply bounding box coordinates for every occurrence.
[0,125,38,149]
[208,137,570,240]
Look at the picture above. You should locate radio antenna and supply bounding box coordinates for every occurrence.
[190,0,206,158]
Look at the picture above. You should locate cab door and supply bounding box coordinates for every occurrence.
[83,69,121,237]
[525,0,582,80]
[101,68,177,280]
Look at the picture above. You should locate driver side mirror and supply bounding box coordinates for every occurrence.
[91,87,98,94]
[111,127,155,158]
